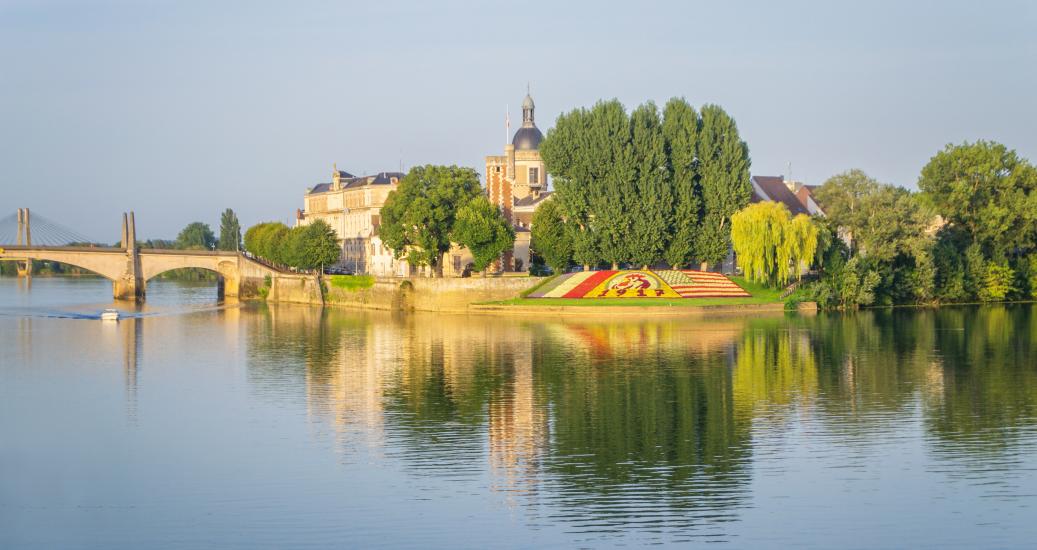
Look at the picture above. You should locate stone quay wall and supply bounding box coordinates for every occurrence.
[326,276,536,313]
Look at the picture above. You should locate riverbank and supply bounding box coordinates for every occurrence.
[320,273,805,316]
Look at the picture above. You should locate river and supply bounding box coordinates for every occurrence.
[2,276,1037,548]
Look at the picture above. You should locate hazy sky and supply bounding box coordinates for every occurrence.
[2,0,1035,240]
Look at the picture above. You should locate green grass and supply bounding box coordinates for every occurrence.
[483,275,787,308]
[328,274,375,291]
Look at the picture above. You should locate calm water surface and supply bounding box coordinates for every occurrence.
[2,276,1037,548]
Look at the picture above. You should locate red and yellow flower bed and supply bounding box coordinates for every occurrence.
[528,270,750,299]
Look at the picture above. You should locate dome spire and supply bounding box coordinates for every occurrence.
[521,84,535,126]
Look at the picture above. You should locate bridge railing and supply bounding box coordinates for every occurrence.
[241,251,317,276]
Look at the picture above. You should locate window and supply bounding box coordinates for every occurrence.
[528,167,539,184]
[453,255,462,273]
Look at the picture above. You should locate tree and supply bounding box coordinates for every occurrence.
[627,102,672,267]
[540,104,599,270]
[380,165,482,276]
[786,214,819,280]
[244,222,290,264]
[730,202,792,287]
[662,97,701,268]
[918,141,1037,261]
[530,198,572,273]
[814,169,881,252]
[176,222,216,250]
[218,208,241,251]
[696,104,752,267]
[451,197,515,274]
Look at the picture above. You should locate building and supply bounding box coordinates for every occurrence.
[297,166,411,276]
[485,92,553,272]
[750,175,823,216]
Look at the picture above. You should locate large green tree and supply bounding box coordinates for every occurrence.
[661,97,701,268]
[176,222,216,250]
[627,102,672,268]
[450,197,515,274]
[530,198,572,272]
[380,165,482,276]
[918,140,1037,260]
[696,104,752,267]
[218,208,241,251]
[814,169,881,253]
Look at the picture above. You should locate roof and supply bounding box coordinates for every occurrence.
[512,126,544,151]
[514,191,553,209]
[751,176,809,216]
[796,185,821,210]
[308,171,405,194]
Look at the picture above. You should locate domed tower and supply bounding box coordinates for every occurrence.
[485,89,550,272]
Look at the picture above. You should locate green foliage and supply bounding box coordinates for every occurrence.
[919,141,1037,261]
[540,97,750,269]
[244,222,290,264]
[292,219,341,270]
[218,208,241,251]
[176,222,216,250]
[531,198,572,273]
[450,196,516,272]
[814,169,880,252]
[731,202,819,287]
[662,98,701,268]
[787,214,819,280]
[380,165,482,275]
[979,264,1016,302]
[812,256,881,310]
[731,202,791,287]
[697,104,752,265]
[329,274,374,291]
[243,220,338,270]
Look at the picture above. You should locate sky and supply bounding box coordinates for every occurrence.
[2,0,1035,240]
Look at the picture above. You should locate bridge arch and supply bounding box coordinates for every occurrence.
[0,248,128,281]
[139,253,240,297]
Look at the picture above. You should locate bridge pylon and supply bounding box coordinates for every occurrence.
[15,208,33,277]
[113,211,144,302]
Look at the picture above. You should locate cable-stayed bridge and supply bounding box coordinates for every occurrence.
[0,208,288,302]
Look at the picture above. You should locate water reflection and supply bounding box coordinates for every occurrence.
[241,304,1037,542]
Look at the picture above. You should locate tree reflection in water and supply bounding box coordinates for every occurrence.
[244,304,1037,540]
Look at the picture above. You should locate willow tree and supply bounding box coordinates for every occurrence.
[697,105,752,267]
[731,202,790,286]
[662,97,700,268]
[786,214,819,280]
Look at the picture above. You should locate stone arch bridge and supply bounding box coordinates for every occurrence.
[0,209,318,302]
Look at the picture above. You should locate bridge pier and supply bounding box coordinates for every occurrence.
[114,212,144,302]
[15,208,33,277]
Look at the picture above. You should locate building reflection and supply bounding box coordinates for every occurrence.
[244,303,1037,535]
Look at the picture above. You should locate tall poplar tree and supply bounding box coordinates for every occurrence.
[590,100,635,269]
[628,102,671,267]
[218,208,241,251]
[697,105,752,267]
[541,104,600,269]
[662,98,701,268]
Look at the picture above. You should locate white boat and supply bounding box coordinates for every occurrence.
[100,309,120,321]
